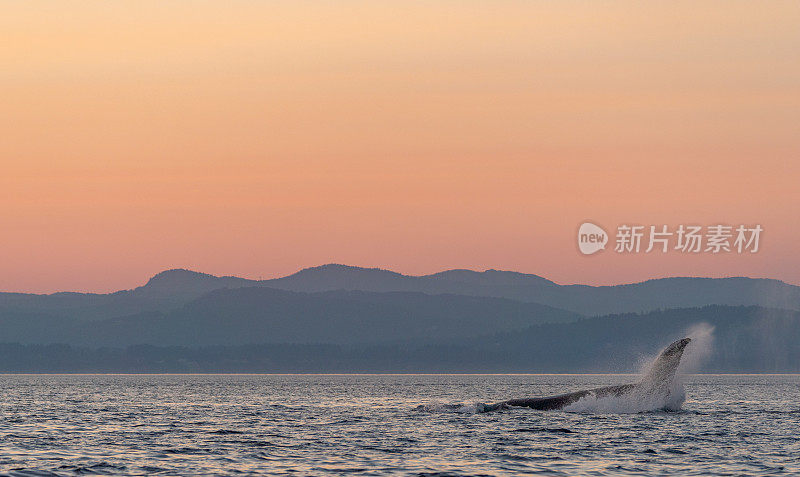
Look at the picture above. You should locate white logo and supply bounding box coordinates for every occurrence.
[576,222,762,255]
[578,222,608,255]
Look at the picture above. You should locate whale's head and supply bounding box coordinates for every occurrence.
[660,337,691,359]
[641,338,691,386]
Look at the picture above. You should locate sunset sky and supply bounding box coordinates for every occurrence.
[2,1,799,293]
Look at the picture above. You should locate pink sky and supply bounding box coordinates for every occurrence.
[1,1,798,293]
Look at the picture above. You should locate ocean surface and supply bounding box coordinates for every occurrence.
[0,374,797,476]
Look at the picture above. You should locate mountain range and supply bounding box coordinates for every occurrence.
[2,264,799,322]
[0,264,798,372]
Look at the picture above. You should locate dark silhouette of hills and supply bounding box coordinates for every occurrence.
[471,305,800,373]
[266,265,800,315]
[0,265,798,372]
[127,265,800,315]
[0,269,250,322]
[0,287,579,347]
[138,269,253,298]
[0,305,796,373]
[2,265,798,323]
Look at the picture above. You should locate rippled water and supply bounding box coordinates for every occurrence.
[0,374,797,476]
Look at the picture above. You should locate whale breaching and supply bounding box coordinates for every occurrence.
[481,338,692,412]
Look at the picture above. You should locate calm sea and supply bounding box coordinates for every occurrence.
[0,374,797,476]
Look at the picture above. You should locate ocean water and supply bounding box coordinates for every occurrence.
[0,374,797,476]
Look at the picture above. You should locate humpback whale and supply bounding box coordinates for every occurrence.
[482,338,691,412]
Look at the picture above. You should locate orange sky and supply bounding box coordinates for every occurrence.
[2,1,799,293]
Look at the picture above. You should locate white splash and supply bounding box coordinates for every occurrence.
[563,324,713,414]
[561,384,685,413]
[679,323,715,374]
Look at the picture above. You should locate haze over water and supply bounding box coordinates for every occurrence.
[0,374,797,476]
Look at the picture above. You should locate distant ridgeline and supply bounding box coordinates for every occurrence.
[0,265,798,372]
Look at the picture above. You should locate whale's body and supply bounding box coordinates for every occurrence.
[483,338,691,412]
